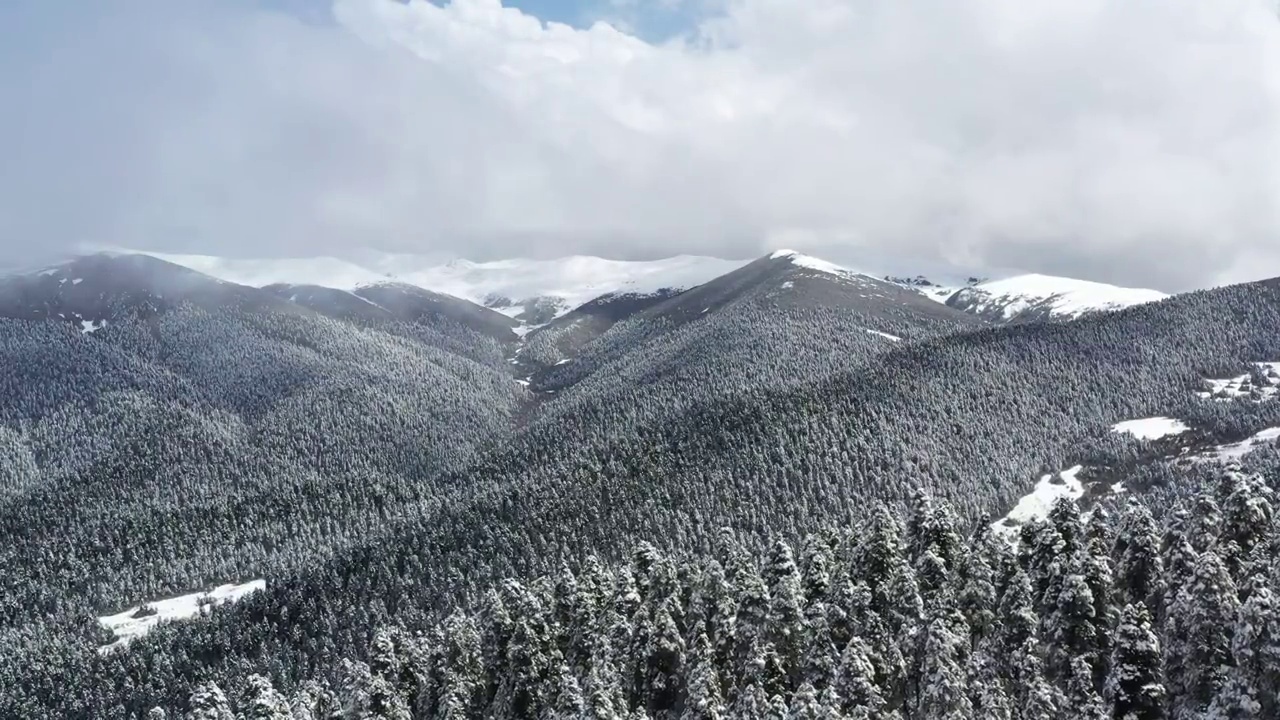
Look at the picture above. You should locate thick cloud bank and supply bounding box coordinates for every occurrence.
[1,0,1279,289]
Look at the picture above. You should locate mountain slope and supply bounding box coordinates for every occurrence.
[0,253,301,332]
[522,250,983,405]
[264,282,521,343]
[0,255,525,645]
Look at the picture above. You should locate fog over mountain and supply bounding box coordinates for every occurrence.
[3,0,1280,290]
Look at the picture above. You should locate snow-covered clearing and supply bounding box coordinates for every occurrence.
[992,465,1084,537]
[1111,417,1189,440]
[80,320,105,334]
[98,579,265,653]
[1195,428,1280,463]
[1197,362,1280,402]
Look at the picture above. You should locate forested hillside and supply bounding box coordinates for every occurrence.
[3,254,1280,718]
[65,474,1280,719]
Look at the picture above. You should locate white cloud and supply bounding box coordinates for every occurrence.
[1,0,1279,290]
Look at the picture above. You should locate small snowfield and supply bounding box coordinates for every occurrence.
[1198,362,1280,402]
[1111,417,1189,441]
[992,465,1084,537]
[1195,428,1280,463]
[98,579,265,653]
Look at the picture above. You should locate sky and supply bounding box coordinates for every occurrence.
[1,0,1279,291]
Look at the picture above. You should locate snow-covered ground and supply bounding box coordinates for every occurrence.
[80,319,105,334]
[770,249,872,280]
[864,328,902,342]
[954,274,1167,320]
[1112,417,1189,440]
[992,465,1085,537]
[1197,362,1280,402]
[1195,428,1280,463]
[98,579,265,653]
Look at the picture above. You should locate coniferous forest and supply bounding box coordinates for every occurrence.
[160,478,1280,720]
[2,253,1280,718]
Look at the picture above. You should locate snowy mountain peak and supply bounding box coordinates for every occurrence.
[949,273,1168,321]
[899,270,1168,322]
[767,249,869,278]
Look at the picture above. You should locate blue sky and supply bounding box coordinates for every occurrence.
[261,0,703,39]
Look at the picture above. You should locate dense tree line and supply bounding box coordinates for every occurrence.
[149,474,1280,719]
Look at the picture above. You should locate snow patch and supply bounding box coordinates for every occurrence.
[80,320,105,334]
[993,465,1085,536]
[770,249,868,278]
[1197,362,1280,402]
[1112,417,1190,441]
[98,580,265,653]
[71,278,83,285]
[1198,428,1280,463]
[865,329,901,342]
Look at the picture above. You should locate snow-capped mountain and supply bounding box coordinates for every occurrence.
[910,273,1168,322]
[144,251,750,326]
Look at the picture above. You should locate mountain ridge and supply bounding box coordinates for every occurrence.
[117,248,1168,327]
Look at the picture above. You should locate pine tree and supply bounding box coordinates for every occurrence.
[335,659,374,720]
[583,645,627,720]
[186,682,235,720]
[365,676,411,720]
[1008,637,1060,720]
[551,666,587,720]
[765,538,807,686]
[438,614,484,720]
[1105,603,1165,720]
[856,506,922,638]
[238,674,292,720]
[290,682,338,720]
[682,633,726,720]
[915,614,973,720]
[965,649,1010,720]
[1116,502,1165,615]
[831,636,887,719]
[1044,555,1098,682]
[996,568,1037,660]
[731,553,772,687]
[1206,672,1262,720]
[1166,550,1240,717]
[637,597,685,715]
[957,531,997,649]
[729,679,772,720]
[1223,585,1280,717]
[1066,656,1107,720]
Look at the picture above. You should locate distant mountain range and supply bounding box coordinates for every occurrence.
[113,248,1168,329]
